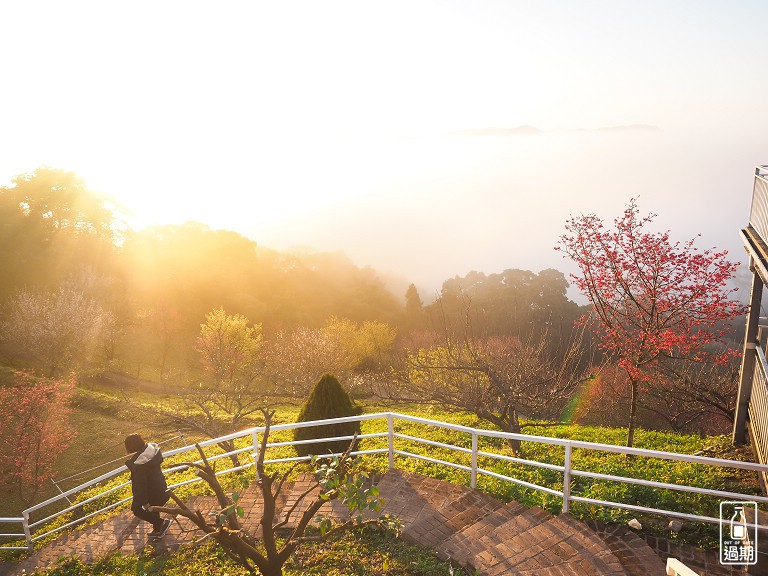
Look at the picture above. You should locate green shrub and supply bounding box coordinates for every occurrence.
[294,374,363,457]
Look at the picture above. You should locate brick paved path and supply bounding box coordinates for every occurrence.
[5,469,683,575]
[586,521,757,576]
[374,470,652,576]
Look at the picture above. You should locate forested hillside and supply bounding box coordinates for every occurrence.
[0,167,745,512]
[0,167,585,380]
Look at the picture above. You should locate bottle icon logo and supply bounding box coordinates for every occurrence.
[720,501,757,566]
[730,505,747,540]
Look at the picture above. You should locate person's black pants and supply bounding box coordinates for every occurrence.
[131,502,163,530]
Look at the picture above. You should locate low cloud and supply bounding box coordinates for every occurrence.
[442,124,660,138]
[595,124,661,133]
[442,126,543,138]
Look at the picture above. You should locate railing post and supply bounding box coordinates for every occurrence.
[471,431,478,489]
[562,443,572,514]
[387,414,395,470]
[22,510,32,553]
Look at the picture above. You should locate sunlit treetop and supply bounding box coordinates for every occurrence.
[2,166,122,243]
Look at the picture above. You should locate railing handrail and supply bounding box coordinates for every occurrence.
[51,433,186,487]
[5,411,768,553]
[395,412,768,473]
[22,413,390,515]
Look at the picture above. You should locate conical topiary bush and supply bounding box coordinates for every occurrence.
[294,373,363,457]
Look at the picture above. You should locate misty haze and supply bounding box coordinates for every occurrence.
[1,1,767,575]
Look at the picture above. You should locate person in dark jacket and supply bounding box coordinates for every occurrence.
[124,434,171,538]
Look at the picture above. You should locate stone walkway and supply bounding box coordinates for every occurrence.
[3,469,705,575]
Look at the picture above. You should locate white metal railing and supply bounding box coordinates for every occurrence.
[2,411,768,554]
[666,557,700,576]
[49,433,188,503]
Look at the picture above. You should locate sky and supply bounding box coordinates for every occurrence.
[1,0,767,300]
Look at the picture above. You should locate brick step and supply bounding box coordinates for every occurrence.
[476,515,627,576]
[371,470,473,530]
[354,469,504,555]
[8,509,141,575]
[279,472,377,530]
[399,480,505,550]
[239,479,294,537]
[145,494,219,554]
[543,515,627,575]
[421,487,505,540]
[439,501,544,566]
[437,502,527,564]
[586,521,669,576]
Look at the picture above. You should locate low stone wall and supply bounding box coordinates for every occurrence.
[641,534,768,576]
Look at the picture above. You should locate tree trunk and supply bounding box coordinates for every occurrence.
[626,378,638,448]
[259,560,283,576]
[505,408,523,456]
[218,439,242,468]
[160,346,168,381]
[481,409,524,456]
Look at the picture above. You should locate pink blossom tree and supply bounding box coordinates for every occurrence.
[0,372,77,505]
[558,199,744,446]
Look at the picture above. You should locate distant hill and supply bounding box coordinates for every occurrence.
[443,125,543,138]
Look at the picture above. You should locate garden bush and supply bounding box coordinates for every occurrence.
[294,374,363,457]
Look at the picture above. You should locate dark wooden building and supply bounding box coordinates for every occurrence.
[735,166,768,485]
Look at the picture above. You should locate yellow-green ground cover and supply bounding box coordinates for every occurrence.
[0,383,762,570]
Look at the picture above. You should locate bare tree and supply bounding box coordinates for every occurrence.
[641,356,740,433]
[262,318,396,399]
[393,303,591,455]
[571,358,739,435]
[162,388,266,468]
[152,410,392,576]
